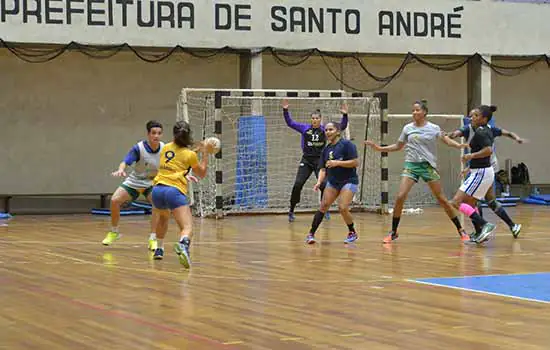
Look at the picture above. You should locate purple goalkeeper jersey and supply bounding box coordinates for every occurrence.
[283,109,348,159]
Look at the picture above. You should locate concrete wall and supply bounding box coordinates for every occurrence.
[1,49,548,212]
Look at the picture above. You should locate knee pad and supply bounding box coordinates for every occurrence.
[488,200,501,211]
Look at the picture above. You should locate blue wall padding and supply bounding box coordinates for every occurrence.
[234,115,268,208]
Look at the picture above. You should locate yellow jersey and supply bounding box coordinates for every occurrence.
[153,142,199,195]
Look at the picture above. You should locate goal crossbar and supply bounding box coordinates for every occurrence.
[178,88,389,218]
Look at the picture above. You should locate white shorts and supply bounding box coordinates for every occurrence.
[460,167,495,200]
[491,155,500,173]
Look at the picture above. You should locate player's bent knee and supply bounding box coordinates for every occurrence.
[396,193,407,203]
[157,210,170,220]
[157,216,169,228]
[436,195,449,205]
[338,205,350,213]
[488,199,500,211]
[111,197,125,206]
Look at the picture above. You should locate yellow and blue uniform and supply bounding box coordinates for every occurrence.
[152,142,199,210]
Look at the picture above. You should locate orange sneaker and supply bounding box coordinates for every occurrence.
[383,231,398,244]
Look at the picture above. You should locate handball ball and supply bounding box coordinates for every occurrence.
[205,137,221,154]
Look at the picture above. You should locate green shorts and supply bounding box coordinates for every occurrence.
[401,162,440,183]
[120,184,153,201]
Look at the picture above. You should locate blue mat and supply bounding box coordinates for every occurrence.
[130,201,152,211]
[522,193,550,205]
[0,213,11,219]
[529,194,550,202]
[91,209,149,216]
[91,200,153,215]
[523,198,550,205]
[495,196,520,203]
[412,272,550,304]
[479,196,519,207]
[480,202,516,208]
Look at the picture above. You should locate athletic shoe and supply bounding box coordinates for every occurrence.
[459,230,470,242]
[383,231,398,244]
[511,224,522,238]
[148,238,158,251]
[305,234,316,244]
[344,231,358,244]
[153,248,164,260]
[475,223,496,244]
[102,231,120,246]
[288,212,295,222]
[174,242,191,268]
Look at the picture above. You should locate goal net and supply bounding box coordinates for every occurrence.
[177,88,385,218]
[386,114,465,211]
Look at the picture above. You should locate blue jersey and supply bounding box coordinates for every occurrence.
[460,124,502,140]
[321,139,359,185]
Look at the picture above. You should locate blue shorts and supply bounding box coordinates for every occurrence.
[327,181,358,193]
[151,184,190,210]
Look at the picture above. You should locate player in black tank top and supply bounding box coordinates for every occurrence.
[447,110,524,238]
[451,105,498,244]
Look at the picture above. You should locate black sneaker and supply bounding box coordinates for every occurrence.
[153,248,164,260]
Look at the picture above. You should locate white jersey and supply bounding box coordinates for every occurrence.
[123,141,164,189]
[398,121,441,169]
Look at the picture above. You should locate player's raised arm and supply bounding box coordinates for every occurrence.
[339,103,349,131]
[282,99,309,133]
[498,128,527,144]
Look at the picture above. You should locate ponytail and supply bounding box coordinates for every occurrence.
[173,121,193,147]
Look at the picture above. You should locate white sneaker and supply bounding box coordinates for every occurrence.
[511,224,522,238]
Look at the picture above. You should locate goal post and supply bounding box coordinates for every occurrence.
[177,88,389,218]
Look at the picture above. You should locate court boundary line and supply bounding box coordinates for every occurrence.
[406,278,550,305]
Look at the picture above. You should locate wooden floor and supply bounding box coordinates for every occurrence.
[1,205,550,349]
